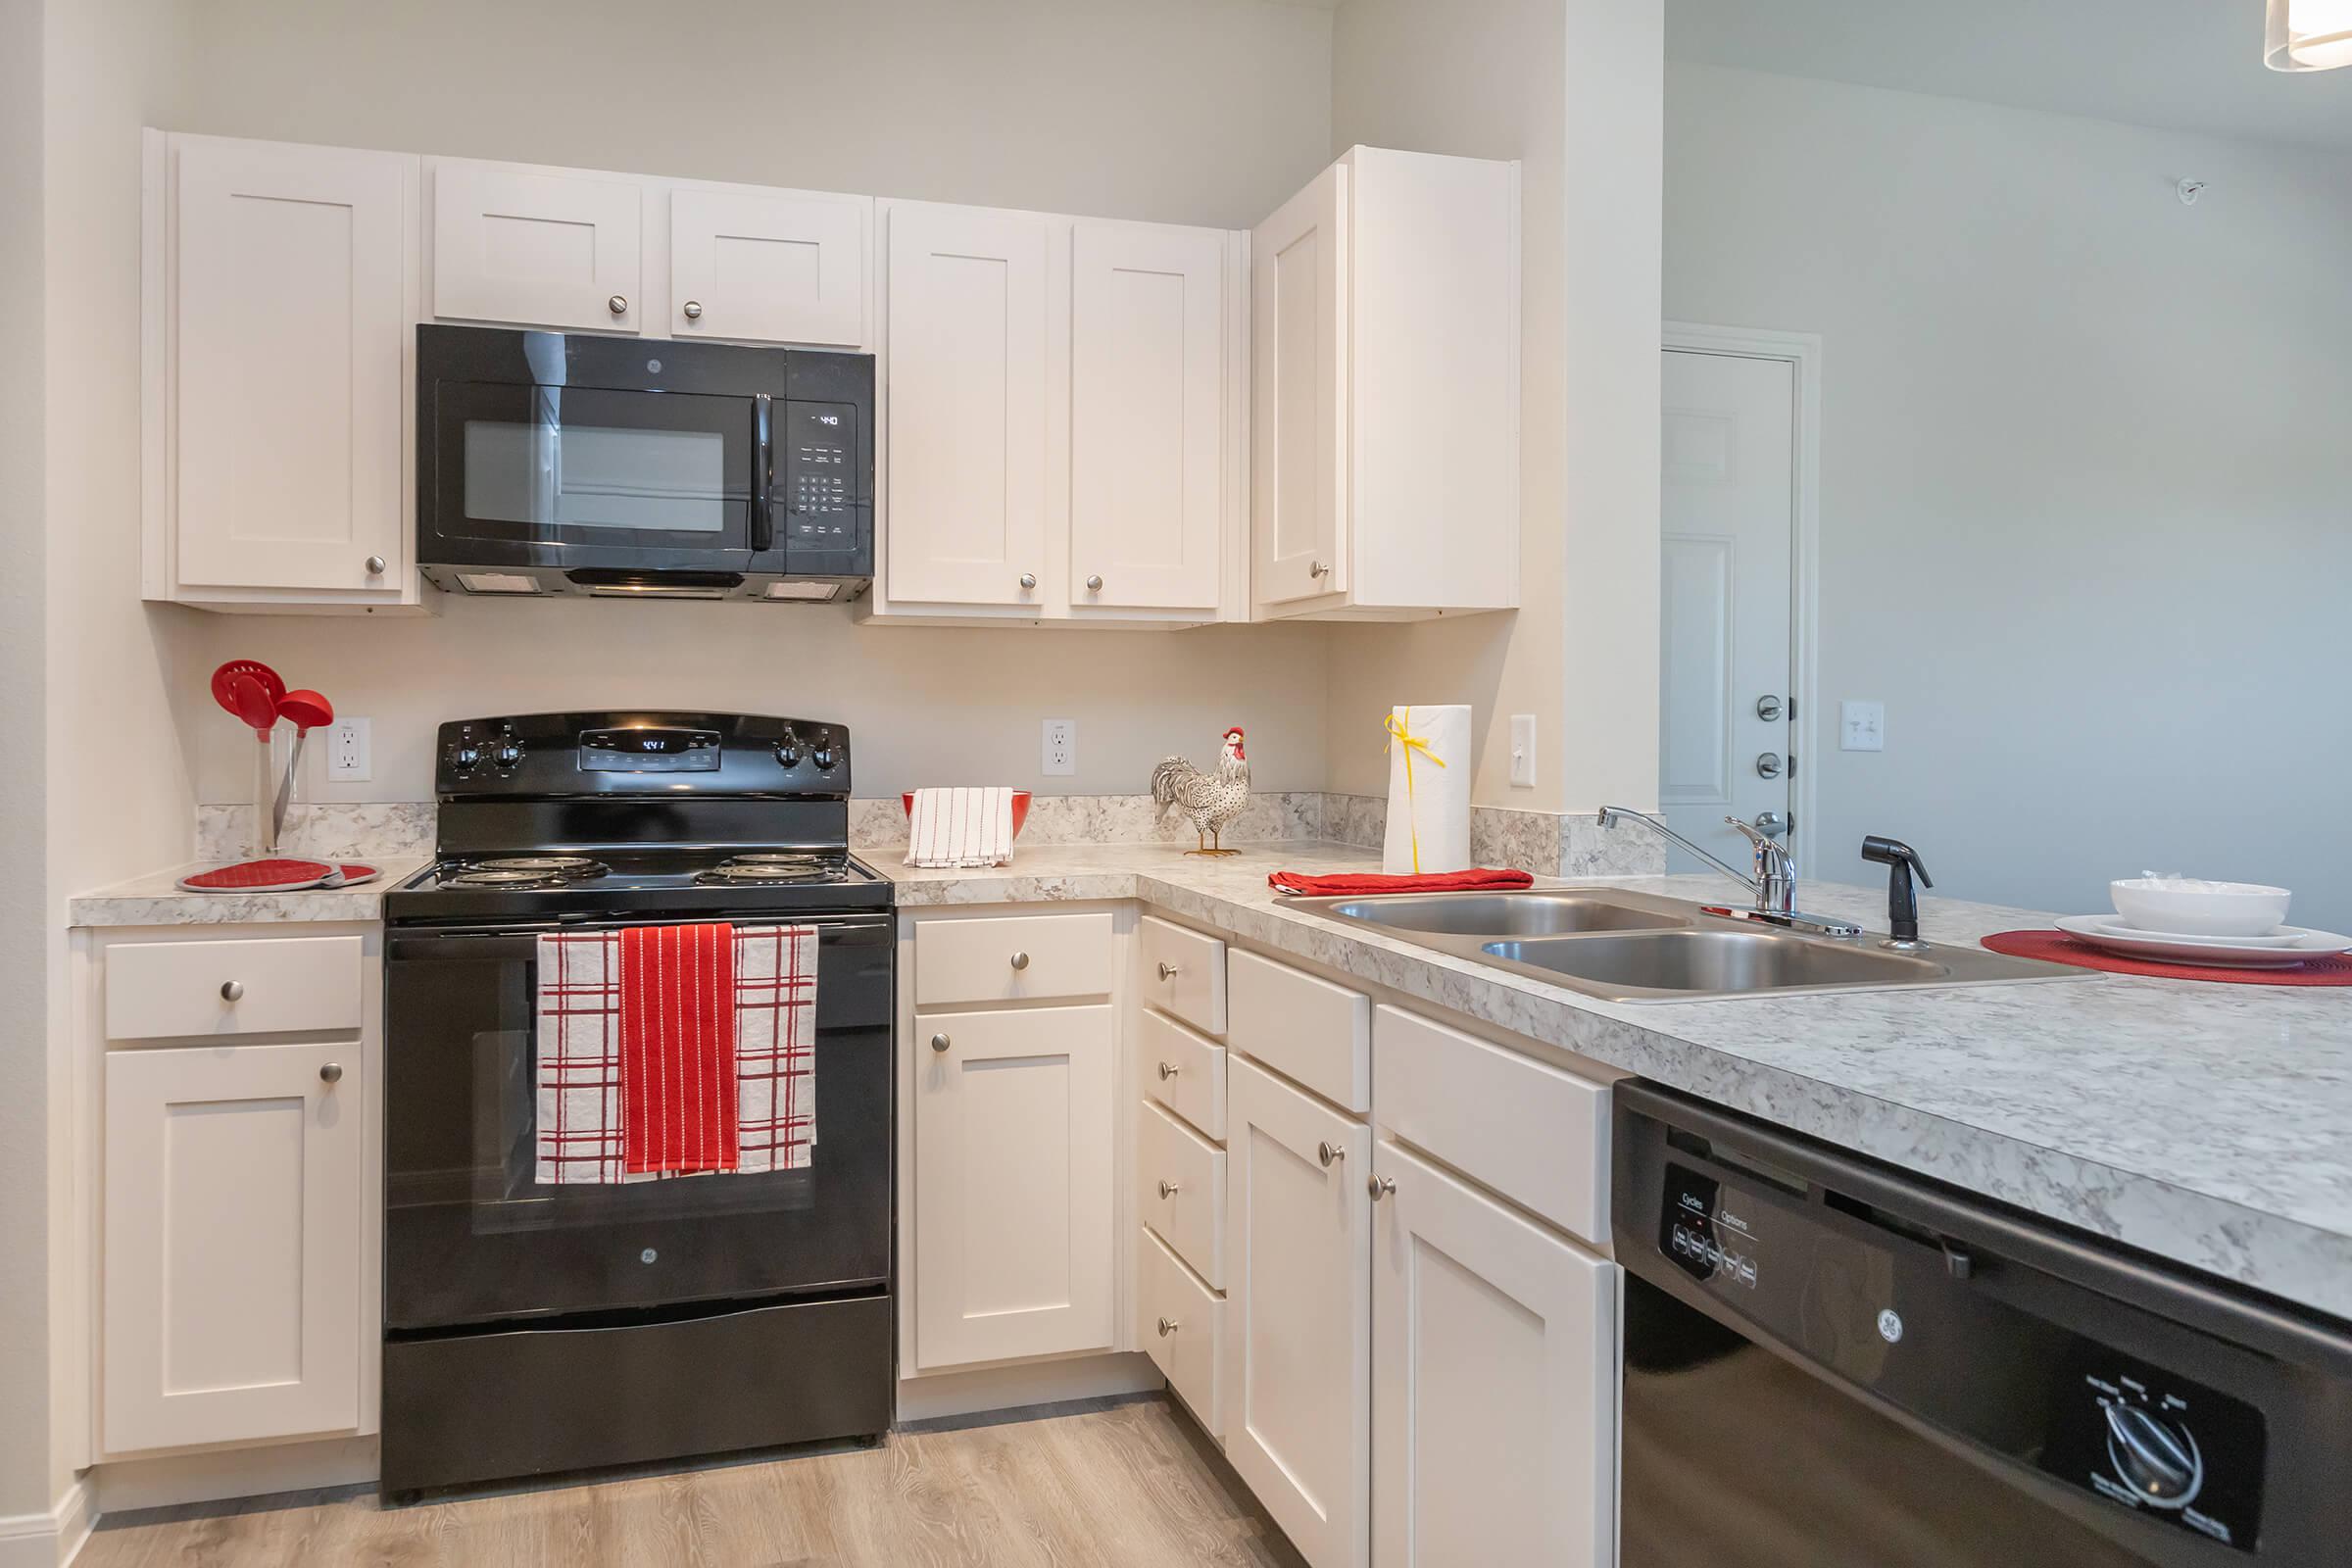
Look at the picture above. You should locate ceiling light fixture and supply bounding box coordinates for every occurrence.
[2267,0,2352,71]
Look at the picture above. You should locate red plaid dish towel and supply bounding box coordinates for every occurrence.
[535,925,818,1185]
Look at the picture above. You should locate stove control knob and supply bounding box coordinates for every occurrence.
[454,744,482,770]
[810,729,838,771]
[2104,1404,2202,1507]
[491,741,524,769]
[773,733,803,767]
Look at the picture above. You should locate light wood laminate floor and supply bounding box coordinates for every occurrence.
[81,1397,1303,1568]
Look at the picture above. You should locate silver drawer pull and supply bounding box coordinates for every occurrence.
[220,980,244,1002]
[364,555,387,576]
[1018,572,1037,590]
[682,299,703,320]
[1156,961,1180,981]
[1009,951,1030,971]
[1309,559,1331,578]
[930,1033,952,1054]
[1369,1175,1396,1200]
[1156,1061,1180,1081]
[608,293,628,316]
[1317,1141,1345,1168]
[1157,1179,1181,1200]
[318,1063,343,1086]
[1156,1316,1179,1338]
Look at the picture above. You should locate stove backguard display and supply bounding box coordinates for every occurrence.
[578,726,722,771]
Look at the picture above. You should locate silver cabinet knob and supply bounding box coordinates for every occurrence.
[220,980,244,1002]
[930,1032,951,1054]
[1156,961,1180,981]
[364,555,387,576]
[1085,574,1103,592]
[1369,1175,1396,1200]
[1009,951,1030,970]
[318,1062,343,1085]
[1156,1316,1179,1338]
[1317,1141,1345,1168]
[1018,573,1038,590]
[1157,1061,1180,1081]
[682,299,703,320]
[1157,1179,1180,1200]
[608,294,628,317]
[1309,559,1331,578]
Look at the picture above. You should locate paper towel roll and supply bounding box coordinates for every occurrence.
[1382,705,1472,875]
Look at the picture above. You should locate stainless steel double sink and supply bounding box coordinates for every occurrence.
[1282,888,2082,1003]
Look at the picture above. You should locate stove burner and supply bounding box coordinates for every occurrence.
[695,855,841,887]
[477,856,608,877]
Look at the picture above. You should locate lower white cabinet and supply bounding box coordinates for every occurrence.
[103,1041,365,1454]
[1223,1055,1371,1568]
[913,1004,1114,1369]
[1370,1140,1617,1567]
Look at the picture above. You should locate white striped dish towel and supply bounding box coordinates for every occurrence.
[906,786,1016,868]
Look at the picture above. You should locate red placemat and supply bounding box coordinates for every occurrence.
[1983,929,2352,986]
[176,858,334,893]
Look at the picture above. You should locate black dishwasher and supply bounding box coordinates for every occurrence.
[1613,1083,2352,1567]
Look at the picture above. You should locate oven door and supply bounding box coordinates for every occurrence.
[422,377,769,570]
[383,912,889,1331]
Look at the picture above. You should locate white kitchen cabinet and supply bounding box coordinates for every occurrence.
[429,159,644,331]
[1251,146,1520,620]
[1370,1140,1616,1567]
[668,184,869,347]
[1069,220,1228,613]
[880,202,1057,609]
[912,1004,1114,1369]
[103,1041,365,1454]
[143,132,422,610]
[1224,1056,1371,1568]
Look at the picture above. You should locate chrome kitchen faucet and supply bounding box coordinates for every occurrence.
[1596,807,1862,938]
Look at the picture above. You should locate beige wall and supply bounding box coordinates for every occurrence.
[1327,0,1661,812]
[167,0,1339,806]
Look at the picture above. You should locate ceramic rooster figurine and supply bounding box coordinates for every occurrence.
[1152,727,1251,856]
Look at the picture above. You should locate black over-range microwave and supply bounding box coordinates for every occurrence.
[416,324,873,602]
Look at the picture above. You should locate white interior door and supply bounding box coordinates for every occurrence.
[1660,348,1795,875]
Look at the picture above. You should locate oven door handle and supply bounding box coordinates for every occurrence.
[750,394,776,553]
[387,912,890,962]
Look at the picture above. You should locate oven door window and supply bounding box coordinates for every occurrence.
[430,382,758,550]
[383,921,891,1330]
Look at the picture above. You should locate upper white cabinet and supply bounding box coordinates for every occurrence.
[1252,146,1520,620]
[669,184,869,346]
[143,132,422,611]
[880,202,1057,609]
[428,160,645,332]
[1069,221,1230,614]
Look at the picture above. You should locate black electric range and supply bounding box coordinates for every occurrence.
[379,711,896,1499]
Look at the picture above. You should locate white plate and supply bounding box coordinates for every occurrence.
[2094,916,2307,950]
[2053,915,2352,969]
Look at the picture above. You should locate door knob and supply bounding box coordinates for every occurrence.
[1755,694,1785,722]
[682,299,703,320]
[1317,1141,1345,1168]
[318,1062,343,1085]
[1369,1175,1396,1200]
[1157,1061,1180,1081]
[364,555,387,576]
[930,1033,951,1054]
[1755,752,1785,779]
[608,294,628,317]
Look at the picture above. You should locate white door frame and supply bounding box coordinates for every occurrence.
[1661,321,1823,876]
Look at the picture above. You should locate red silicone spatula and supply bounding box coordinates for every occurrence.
[270,689,334,845]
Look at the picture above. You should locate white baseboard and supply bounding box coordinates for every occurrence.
[895,1350,1162,1425]
[91,1436,377,1516]
[0,1478,92,1568]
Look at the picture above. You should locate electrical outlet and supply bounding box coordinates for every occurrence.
[326,716,372,781]
[1839,701,1885,753]
[1509,713,1537,788]
[1042,717,1076,777]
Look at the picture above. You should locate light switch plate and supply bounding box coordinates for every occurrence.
[326,717,371,781]
[1839,701,1885,753]
[1042,717,1076,776]
[1509,713,1537,788]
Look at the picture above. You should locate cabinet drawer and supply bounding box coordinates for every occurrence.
[1226,949,1370,1111]
[1139,1006,1226,1141]
[914,912,1114,1007]
[1373,1004,1611,1247]
[1138,916,1226,1035]
[1139,1226,1224,1438]
[1138,1099,1225,1288]
[105,936,365,1043]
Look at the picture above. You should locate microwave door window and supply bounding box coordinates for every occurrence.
[464,390,735,535]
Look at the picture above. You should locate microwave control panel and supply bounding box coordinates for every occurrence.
[780,401,859,543]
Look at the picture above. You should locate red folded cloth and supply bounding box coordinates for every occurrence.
[620,922,739,1175]
[1268,867,1537,897]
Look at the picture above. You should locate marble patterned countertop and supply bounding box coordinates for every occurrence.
[883,839,2352,1324]
[69,858,432,927]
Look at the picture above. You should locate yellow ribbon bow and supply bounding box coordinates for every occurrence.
[1383,709,1448,874]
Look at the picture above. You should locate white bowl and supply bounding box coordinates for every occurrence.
[2109,877,2291,939]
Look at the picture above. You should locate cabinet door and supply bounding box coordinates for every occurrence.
[104,1042,364,1454]
[1371,1141,1616,1568]
[1070,221,1224,612]
[1251,163,1348,607]
[172,136,411,593]
[913,1005,1112,1368]
[669,186,868,346]
[431,161,643,331]
[884,203,1054,607]
[1224,1056,1370,1568]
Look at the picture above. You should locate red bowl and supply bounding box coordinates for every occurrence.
[902,791,1032,840]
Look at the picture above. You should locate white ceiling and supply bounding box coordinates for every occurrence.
[1667,0,2352,152]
